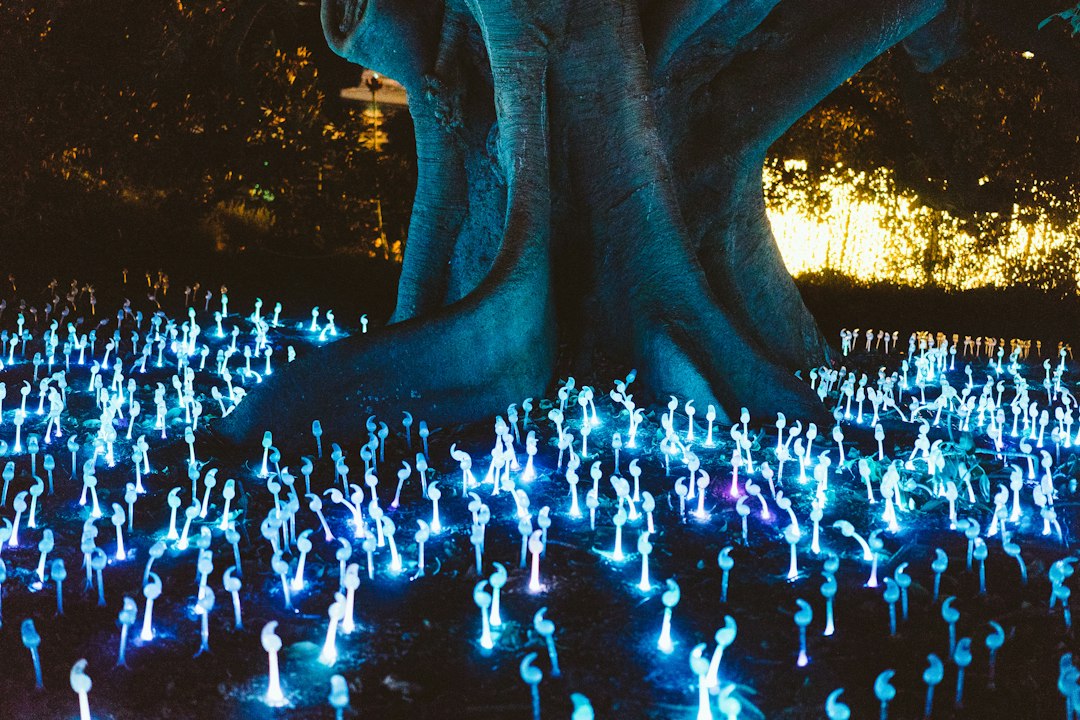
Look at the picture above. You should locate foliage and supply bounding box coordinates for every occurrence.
[768,24,1080,291]
[765,161,1080,295]
[773,34,1080,234]
[0,0,415,257]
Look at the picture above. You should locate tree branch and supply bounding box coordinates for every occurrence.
[321,0,444,92]
[646,0,782,80]
[902,0,973,71]
[644,0,728,73]
[695,0,946,161]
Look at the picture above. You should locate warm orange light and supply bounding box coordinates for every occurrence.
[765,163,1080,291]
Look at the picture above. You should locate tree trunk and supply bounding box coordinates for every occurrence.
[215,0,951,446]
[678,156,831,371]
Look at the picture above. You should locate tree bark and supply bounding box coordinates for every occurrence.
[216,0,955,446]
[680,155,830,371]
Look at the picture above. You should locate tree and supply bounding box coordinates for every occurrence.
[216,0,995,444]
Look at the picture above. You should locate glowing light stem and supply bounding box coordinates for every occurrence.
[657,607,674,653]
[528,531,543,592]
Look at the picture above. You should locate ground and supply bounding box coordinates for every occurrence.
[0,255,1078,719]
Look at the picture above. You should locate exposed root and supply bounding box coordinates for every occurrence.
[214,281,554,446]
[218,8,557,448]
[635,299,828,428]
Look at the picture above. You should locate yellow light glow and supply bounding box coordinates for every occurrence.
[765,163,1080,291]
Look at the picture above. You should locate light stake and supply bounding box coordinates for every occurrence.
[785,524,800,580]
[705,616,737,688]
[260,431,272,478]
[534,607,560,676]
[954,637,972,707]
[942,596,960,654]
[291,529,313,591]
[144,540,166,585]
[875,670,896,720]
[70,659,92,720]
[111,503,126,560]
[1055,582,1072,629]
[794,598,812,667]
[47,556,66,615]
[986,621,1005,688]
[415,520,430,577]
[641,491,655,533]
[514,514,533,570]
[466,554,499,630]
[224,566,243,630]
[329,675,349,720]
[658,578,680,654]
[1002,535,1028,585]
[675,478,688,520]
[809,503,822,555]
[695,470,710,519]
[91,548,107,606]
[140,572,162,642]
[166,488,182,540]
[932,548,948,602]
[195,589,215,656]
[826,689,850,720]
[923,653,943,718]
[638,532,653,591]
[690,643,713,720]
[27,475,44,529]
[117,597,137,667]
[611,507,627,561]
[318,593,346,666]
[732,497,751,547]
[36,528,54,582]
[177,500,199,550]
[124,483,138,534]
[821,573,837,636]
[474,581,494,650]
[520,652,543,720]
[262,621,287,706]
[571,693,594,720]
[884,578,900,636]
[866,530,884,587]
[717,684,742,720]
[363,535,376,580]
[23,618,43,688]
[9,491,27,546]
[271,551,292,609]
[1,461,13,507]
[341,564,360,634]
[974,538,988,594]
